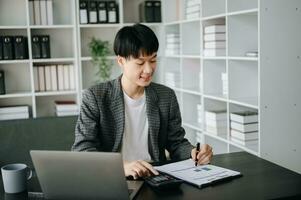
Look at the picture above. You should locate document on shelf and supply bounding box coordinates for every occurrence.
[154,159,241,188]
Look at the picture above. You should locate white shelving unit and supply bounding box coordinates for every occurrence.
[161,0,301,174]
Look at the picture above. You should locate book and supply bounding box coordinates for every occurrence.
[29,0,35,25]
[205,110,227,121]
[14,36,28,59]
[0,36,3,60]
[0,112,29,121]
[88,1,97,23]
[56,105,78,112]
[230,129,258,141]
[79,1,88,24]
[139,1,153,22]
[33,67,39,92]
[44,65,52,91]
[203,49,225,57]
[56,111,79,117]
[63,65,70,90]
[69,65,75,90]
[50,65,57,91]
[38,66,45,92]
[40,35,50,58]
[107,1,118,23]
[153,1,162,22]
[0,106,29,114]
[32,35,41,59]
[97,1,107,23]
[230,111,258,124]
[204,25,226,34]
[231,137,258,146]
[230,121,258,133]
[0,70,5,94]
[40,0,47,25]
[204,41,226,49]
[206,119,227,128]
[34,0,41,25]
[154,159,241,188]
[46,0,53,25]
[3,36,14,60]
[204,33,226,41]
[57,65,64,91]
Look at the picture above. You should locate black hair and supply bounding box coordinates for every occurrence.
[113,23,159,59]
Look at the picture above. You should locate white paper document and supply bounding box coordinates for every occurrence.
[154,159,241,188]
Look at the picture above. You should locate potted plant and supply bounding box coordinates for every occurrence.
[88,37,113,83]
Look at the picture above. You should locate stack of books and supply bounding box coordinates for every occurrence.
[221,72,228,96]
[185,0,200,20]
[165,72,180,88]
[0,106,29,121]
[230,111,258,147]
[55,101,79,117]
[203,25,226,57]
[31,35,51,59]
[139,1,161,22]
[0,36,29,60]
[197,104,202,125]
[33,64,76,92]
[29,0,53,25]
[0,70,5,94]
[205,110,227,136]
[165,33,180,55]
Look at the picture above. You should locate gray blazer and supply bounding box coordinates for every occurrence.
[71,76,194,162]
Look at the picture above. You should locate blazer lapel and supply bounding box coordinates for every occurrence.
[110,77,125,152]
[145,84,160,161]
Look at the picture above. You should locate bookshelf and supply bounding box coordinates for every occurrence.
[161,0,301,174]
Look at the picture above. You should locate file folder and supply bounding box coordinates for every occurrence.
[139,1,153,22]
[0,70,5,95]
[88,1,98,23]
[0,36,3,60]
[14,36,29,59]
[40,35,51,58]
[153,1,162,22]
[107,1,118,23]
[97,1,107,23]
[79,1,88,24]
[32,35,41,59]
[3,36,14,60]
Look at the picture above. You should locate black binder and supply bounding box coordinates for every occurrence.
[79,1,88,24]
[153,1,162,22]
[88,1,98,23]
[0,36,3,60]
[0,70,5,95]
[97,1,107,23]
[3,36,14,60]
[139,1,153,22]
[107,1,118,23]
[14,36,29,59]
[40,35,50,58]
[32,35,41,59]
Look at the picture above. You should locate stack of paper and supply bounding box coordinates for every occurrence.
[165,33,180,55]
[230,111,258,147]
[203,25,226,57]
[205,110,227,136]
[0,106,29,121]
[55,101,79,117]
[185,0,200,20]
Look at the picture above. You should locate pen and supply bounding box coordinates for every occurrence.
[195,142,200,166]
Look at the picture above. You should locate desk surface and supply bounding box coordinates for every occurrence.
[1,152,301,200]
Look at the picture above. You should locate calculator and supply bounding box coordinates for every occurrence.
[143,173,184,189]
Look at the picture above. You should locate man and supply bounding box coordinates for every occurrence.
[72,24,213,179]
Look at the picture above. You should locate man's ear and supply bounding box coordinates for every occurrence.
[117,55,125,67]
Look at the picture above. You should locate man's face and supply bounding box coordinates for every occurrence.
[118,52,157,87]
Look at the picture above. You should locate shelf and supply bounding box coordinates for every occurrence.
[164,21,181,26]
[0,26,27,29]
[203,131,228,144]
[202,56,227,60]
[202,14,227,21]
[180,18,201,24]
[183,122,202,132]
[227,8,258,16]
[228,140,259,156]
[164,55,182,58]
[181,88,202,96]
[29,25,75,29]
[0,60,30,64]
[203,94,227,102]
[182,55,201,59]
[35,91,77,97]
[32,58,75,63]
[81,56,116,61]
[228,98,258,109]
[122,23,162,27]
[79,24,121,28]
[0,92,32,99]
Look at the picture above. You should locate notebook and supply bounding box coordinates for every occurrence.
[154,159,241,188]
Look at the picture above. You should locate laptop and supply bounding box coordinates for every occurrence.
[30,150,143,200]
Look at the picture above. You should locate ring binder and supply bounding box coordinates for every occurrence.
[3,36,14,60]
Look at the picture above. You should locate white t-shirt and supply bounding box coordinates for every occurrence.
[121,91,151,162]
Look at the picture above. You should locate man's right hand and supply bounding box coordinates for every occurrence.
[124,160,159,179]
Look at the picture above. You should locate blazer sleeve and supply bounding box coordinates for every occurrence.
[166,90,194,160]
[71,88,100,151]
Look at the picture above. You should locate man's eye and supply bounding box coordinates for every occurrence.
[150,60,157,63]
[137,62,144,65]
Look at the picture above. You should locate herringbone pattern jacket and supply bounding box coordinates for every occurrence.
[71,76,193,162]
